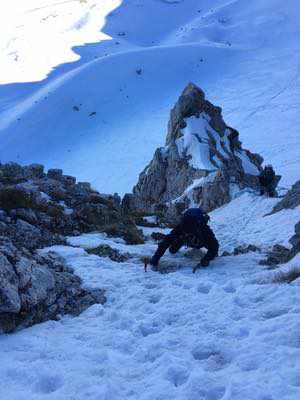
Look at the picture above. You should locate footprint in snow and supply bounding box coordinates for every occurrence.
[237,354,260,372]
[231,326,250,340]
[139,321,163,337]
[148,293,162,304]
[165,365,190,387]
[222,282,236,293]
[197,282,212,294]
[206,386,226,400]
[262,308,289,320]
[233,295,249,308]
[144,282,158,290]
[191,346,232,371]
[34,373,63,394]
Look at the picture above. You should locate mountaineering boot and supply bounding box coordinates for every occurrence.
[150,239,170,268]
[150,254,160,267]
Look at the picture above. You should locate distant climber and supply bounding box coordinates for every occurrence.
[150,208,219,272]
[259,165,277,197]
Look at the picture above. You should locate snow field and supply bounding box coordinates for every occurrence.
[1,245,300,400]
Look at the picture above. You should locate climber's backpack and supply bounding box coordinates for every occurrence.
[180,208,210,235]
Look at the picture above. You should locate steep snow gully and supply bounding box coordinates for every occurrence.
[1,1,300,399]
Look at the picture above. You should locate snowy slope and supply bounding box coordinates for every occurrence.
[0,195,299,400]
[0,0,300,194]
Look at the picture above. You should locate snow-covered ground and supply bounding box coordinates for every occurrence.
[0,0,299,193]
[1,193,300,400]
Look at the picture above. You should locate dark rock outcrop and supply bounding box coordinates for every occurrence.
[87,245,131,262]
[259,244,296,267]
[0,161,143,333]
[130,83,265,222]
[259,221,300,267]
[0,162,144,246]
[0,239,106,333]
[270,180,300,215]
[290,221,300,253]
[222,244,261,257]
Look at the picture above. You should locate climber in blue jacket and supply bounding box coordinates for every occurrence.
[150,208,219,272]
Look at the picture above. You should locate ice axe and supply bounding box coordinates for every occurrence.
[142,256,150,272]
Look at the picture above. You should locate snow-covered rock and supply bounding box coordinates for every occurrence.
[132,83,266,220]
[271,179,300,215]
[0,242,106,334]
[0,161,144,333]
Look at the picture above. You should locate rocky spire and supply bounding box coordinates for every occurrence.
[129,83,264,221]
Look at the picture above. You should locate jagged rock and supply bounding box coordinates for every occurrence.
[0,161,144,333]
[233,244,261,255]
[47,168,63,180]
[221,244,261,257]
[121,193,138,216]
[131,83,265,221]
[0,245,106,333]
[0,253,20,313]
[75,203,119,227]
[289,221,300,253]
[259,244,296,266]
[0,184,43,211]
[87,245,131,262]
[0,162,141,245]
[259,221,300,267]
[0,162,25,184]
[104,221,144,245]
[192,171,231,213]
[270,180,300,214]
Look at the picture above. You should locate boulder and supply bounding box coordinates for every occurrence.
[0,184,42,211]
[259,244,296,267]
[47,168,63,180]
[24,164,45,179]
[104,220,145,245]
[0,253,20,313]
[87,244,131,262]
[289,221,300,253]
[0,246,106,333]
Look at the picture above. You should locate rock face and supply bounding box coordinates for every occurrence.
[87,245,131,263]
[0,239,106,333]
[0,162,144,247]
[259,222,300,267]
[0,162,142,333]
[270,180,300,215]
[290,221,300,253]
[259,244,295,267]
[131,83,266,221]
